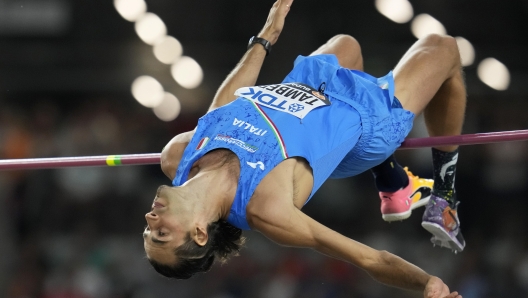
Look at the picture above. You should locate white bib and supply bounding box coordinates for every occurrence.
[235,83,331,119]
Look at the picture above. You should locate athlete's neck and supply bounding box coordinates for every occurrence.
[181,156,239,222]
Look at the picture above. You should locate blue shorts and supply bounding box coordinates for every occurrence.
[283,54,415,178]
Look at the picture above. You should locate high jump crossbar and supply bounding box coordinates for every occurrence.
[1,129,528,171]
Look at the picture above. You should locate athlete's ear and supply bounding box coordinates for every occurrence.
[193,226,208,247]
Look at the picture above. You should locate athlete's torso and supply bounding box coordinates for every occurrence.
[169,94,361,230]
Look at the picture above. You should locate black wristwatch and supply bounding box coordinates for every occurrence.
[248,36,271,56]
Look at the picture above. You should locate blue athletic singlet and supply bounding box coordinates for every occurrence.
[172,54,415,230]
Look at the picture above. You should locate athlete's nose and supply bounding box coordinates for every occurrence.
[145,212,159,225]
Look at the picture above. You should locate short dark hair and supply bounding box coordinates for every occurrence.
[148,219,245,279]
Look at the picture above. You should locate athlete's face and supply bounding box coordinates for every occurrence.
[143,185,191,265]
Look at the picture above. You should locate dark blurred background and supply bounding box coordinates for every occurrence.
[1,0,528,297]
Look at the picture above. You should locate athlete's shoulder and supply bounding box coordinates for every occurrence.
[161,129,196,180]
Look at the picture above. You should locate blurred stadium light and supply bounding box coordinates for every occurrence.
[375,0,413,24]
[131,76,165,107]
[153,36,183,65]
[478,57,510,90]
[411,14,446,39]
[153,92,182,121]
[134,12,167,45]
[114,2,203,119]
[171,56,203,89]
[113,0,146,22]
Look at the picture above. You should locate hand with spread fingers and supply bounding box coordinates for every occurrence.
[424,276,463,298]
[258,0,294,45]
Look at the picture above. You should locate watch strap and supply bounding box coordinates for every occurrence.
[248,36,271,56]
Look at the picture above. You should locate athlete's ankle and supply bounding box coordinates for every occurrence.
[431,148,459,205]
[432,189,457,205]
[372,155,409,192]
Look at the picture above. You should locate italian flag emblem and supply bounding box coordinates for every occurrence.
[196,137,210,150]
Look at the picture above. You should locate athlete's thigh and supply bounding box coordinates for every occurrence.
[310,35,363,71]
[393,35,458,115]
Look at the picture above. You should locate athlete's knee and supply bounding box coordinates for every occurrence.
[420,34,461,71]
[327,34,361,53]
[324,34,363,70]
[420,34,459,59]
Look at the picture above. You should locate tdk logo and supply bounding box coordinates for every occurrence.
[235,83,331,120]
[240,87,321,110]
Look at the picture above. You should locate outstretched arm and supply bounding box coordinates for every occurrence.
[208,0,293,112]
[247,202,461,298]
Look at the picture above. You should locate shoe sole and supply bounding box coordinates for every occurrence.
[421,221,464,252]
[382,195,431,222]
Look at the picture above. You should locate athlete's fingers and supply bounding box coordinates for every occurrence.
[258,0,293,45]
